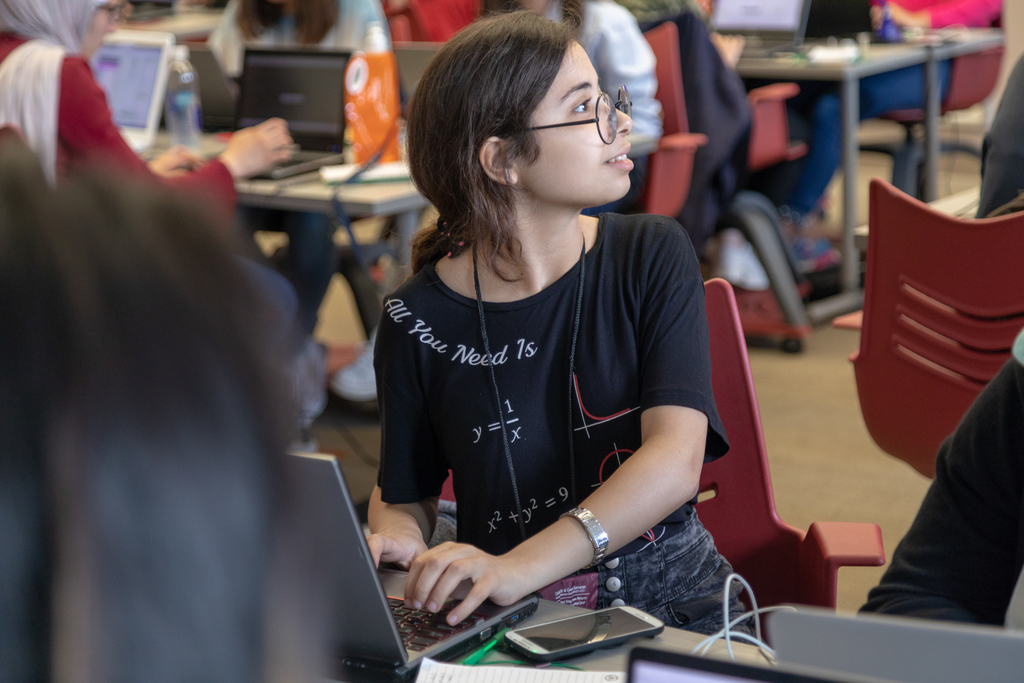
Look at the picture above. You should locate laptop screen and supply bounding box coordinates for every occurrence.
[92,42,165,130]
[712,0,806,33]
[237,50,349,149]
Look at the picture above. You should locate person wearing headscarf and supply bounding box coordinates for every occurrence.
[0,0,293,196]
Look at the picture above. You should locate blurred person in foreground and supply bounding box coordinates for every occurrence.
[0,137,331,683]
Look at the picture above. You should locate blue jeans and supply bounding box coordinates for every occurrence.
[786,62,952,216]
[584,510,749,636]
[241,208,336,335]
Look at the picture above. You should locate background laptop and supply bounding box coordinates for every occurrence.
[91,29,175,153]
[710,0,814,57]
[285,452,539,680]
[236,48,350,178]
[770,607,1024,683]
[189,45,239,131]
[804,0,874,40]
[628,646,898,683]
[394,43,443,101]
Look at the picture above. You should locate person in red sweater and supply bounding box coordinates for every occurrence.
[880,0,1001,29]
[0,0,293,203]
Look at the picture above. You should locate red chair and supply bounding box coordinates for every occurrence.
[866,47,1004,198]
[700,278,884,610]
[641,21,708,218]
[832,180,1024,478]
[747,82,809,172]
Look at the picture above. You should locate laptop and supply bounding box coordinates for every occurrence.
[628,646,898,683]
[804,0,873,40]
[710,0,813,57]
[91,29,175,153]
[236,48,351,179]
[394,42,443,100]
[189,45,239,131]
[285,452,540,680]
[770,607,1024,683]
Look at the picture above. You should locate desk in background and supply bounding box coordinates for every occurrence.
[737,30,1002,323]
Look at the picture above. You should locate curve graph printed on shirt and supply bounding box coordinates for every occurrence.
[573,374,640,438]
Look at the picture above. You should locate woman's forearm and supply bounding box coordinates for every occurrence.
[504,405,707,586]
[368,485,439,543]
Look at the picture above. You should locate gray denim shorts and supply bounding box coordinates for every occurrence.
[587,510,750,636]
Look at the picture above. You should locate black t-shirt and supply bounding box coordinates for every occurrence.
[375,214,728,557]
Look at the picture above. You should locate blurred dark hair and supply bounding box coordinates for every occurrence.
[0,140,313,683]
[405,0,582,279]
[237,0,338,43]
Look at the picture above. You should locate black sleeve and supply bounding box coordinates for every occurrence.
[373,301,449,503]
[977,53,1024,218]
[861,359,1024,624]
[636,220,729,462]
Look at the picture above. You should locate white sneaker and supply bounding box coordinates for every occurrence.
[330,329,377,402]
[715,228,770,291]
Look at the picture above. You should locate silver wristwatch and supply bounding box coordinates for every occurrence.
[561,507,610,568]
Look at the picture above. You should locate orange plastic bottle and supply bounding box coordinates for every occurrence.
[343,23,401,164]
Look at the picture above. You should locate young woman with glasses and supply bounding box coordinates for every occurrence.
[365,1,747,636]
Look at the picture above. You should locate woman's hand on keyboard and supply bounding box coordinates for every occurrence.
[367,528,429,571]
[219,118,295,179]
[148,145,205,177]
[403,543,530,626]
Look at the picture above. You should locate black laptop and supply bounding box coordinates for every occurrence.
[285,452,540,680]
[236,48,351,179]
[189,46,238,131]
[710,0,814,57]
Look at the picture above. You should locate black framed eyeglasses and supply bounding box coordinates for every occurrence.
[529,86,632,145]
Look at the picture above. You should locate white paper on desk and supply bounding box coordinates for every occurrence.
[416,658,624,683]
[320,161,410,184]
[806,45,861,63]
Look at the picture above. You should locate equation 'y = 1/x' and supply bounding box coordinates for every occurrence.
[572,374,640,437]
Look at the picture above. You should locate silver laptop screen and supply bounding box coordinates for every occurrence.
[92,43,164,130]
[712,0,806,33]
[634,660,766,683]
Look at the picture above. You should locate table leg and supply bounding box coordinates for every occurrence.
[923,46,941,202]
[395,209,421,266]
[840,77,859,294]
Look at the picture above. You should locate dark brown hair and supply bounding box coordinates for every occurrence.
[405,0,583,279]
[237,0,339,44]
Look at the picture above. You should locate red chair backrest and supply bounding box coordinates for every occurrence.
[942,46,1004,114]
[643,21,689,137]
[857,180,1024,477]
[699,279,804,608]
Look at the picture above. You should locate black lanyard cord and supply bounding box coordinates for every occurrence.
[472,238,587,544]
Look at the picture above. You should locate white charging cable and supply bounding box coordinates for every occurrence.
[689,573,798,663]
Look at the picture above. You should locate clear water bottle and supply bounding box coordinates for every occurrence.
[165,45,202,151]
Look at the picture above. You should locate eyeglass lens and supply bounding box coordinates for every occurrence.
[597,93,614,144]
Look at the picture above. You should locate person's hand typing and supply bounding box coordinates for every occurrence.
[218,118,295,179]
[148,145,205,177]
[402,542,533,625]
[366,527,429,571]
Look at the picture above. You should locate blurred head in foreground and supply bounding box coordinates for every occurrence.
[0,135,323,683]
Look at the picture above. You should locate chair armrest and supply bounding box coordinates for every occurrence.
[748,83,801,172]
[832,310,863,331]
[658,132,708,152]
[642,133,707,217]
[796,521,885,609]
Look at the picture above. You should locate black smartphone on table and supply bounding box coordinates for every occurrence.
[504,606,664,662]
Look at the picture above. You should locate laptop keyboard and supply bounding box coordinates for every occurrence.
[387,598,488,652]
